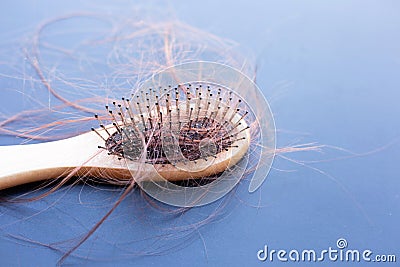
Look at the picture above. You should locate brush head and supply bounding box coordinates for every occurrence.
[95,82,251,178]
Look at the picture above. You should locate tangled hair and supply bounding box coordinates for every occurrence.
[0,5,321,265]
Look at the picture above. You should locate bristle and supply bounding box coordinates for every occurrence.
[228,100,242,122]
[233,111,249,129]
[99,124,111,136]
[195,94,202,122]
[148,117,153,130]
[91,127,107,142]
[155,96,161,118]
[177,108,181,130]
[168,109,172,130]
[127,116,139,137]
[204,88,211,116]
[123,98,135,122]
[140,114,147,131]
[94,113,103,126]
[221,126,250,140]
[146,105,152,120]
[219,96,232,122]
[186,91,191,117]
[166,93,171,111]
[112,122,122,133]
[188,107,193,123]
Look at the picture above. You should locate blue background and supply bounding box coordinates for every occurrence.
[0,1,399,266]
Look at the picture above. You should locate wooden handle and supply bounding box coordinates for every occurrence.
[0,130,126,190]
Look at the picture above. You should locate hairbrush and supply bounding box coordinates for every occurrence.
[0,83,250,189]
